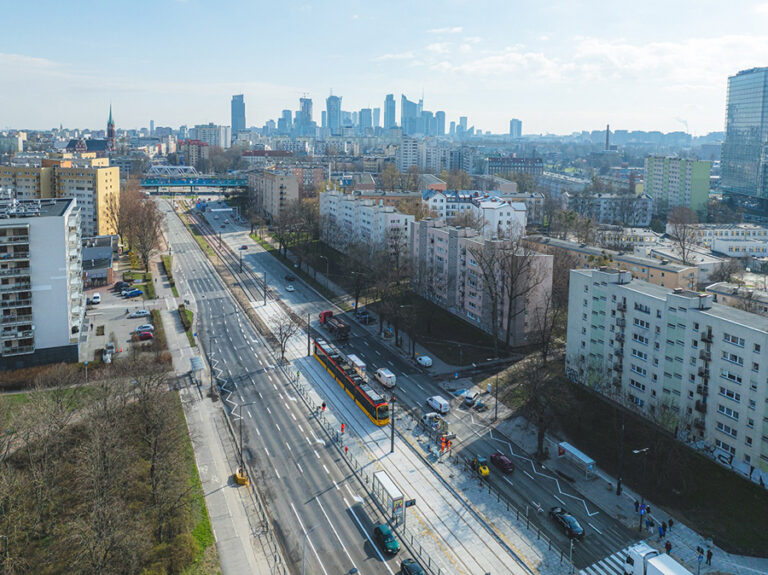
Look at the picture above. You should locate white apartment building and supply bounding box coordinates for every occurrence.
[565,192,654,227]
[422,190,527,238]
[0,196,83,368]
[411,219,552,346]
[247,170,300,221]
[665,223,768,257]
[395,136,419,172]
[319,190,414,255]
[194,123,231,149]
[566,268,768,476]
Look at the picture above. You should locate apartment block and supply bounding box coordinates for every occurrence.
[0,195,83,368]
[319,190,414,255]
[0,156,119,237]
[485,156,544,177]
[664,222,768,259]
[422,190,527,238]
[528,236,698,290]
[644,155,711,216]
[564,191,654,227]
[411,219,553,347]
[566,268,768,474]
[247,170,300,221]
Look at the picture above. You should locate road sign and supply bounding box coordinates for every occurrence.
[405,499,416,508]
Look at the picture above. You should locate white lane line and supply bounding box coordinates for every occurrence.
[298,425,305,433]
[313,449,320,459]
[375,350,381,356]
[554,494,567,506]
[279,392,284,400]
[415,383,425,391]
[258,391,263,399]
[315,498,358,573]
[291,413,297,421]
[274,466,281,478]
[285,442,292,452]
[345,484,355,498]
[290,504,329,575]
[323,464,330,474]
[344,498,395,575]
[388,361,394,367]
[265,447,271,457]
[247,410,252,418]
[255,426,261,437]
[272,383,277,390]
[333,481,340,490]
[268,375,274,382]
[275,423,281,432]
[297,463,304,474]
[258,358,263,365]
[588,522,603,535]
[266,407,272,415]
[284,402,290,410]
[523,470,535,480]
[305,436,312,446]
[503,476,514,488]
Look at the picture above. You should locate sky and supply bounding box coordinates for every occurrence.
[2,0,768,135]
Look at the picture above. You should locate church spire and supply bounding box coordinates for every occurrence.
[108,104,114,127]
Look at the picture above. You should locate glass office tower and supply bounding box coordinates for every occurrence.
[721,68,768,200]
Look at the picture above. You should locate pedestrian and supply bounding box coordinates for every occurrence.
[640,502,646,514]
[668,518,674,532]
[646,517,652,531]
[634,499,640,513]
[658,524,664,541]
[665,540,672,554]
[646,505,652,515]
[706,550,712,565]
[662,521,667,536]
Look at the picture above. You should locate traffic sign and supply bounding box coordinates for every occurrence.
[405,499,417,508]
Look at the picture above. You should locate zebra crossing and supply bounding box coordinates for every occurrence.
[580,546,630,575]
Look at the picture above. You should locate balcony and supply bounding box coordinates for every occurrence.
[617,302,626,312]
[0,299,31,309]
[693,419,705,430]
[614,349,623,358]
[696,384,709,397]
[699,350,711,361]
[695,400,707,414]
[2,343,35,356]
[616,318,626,327]
[612,377,622,387]
[615,333,624,342]
[613,363,623,372]
[0,281,31,292]
[0,252,30,262]
[698,367,710,379]
[701,332,713,343]
[0,235,29,246]
[1,314,32,325]
[0,267,30,278]
[0,328,33,340]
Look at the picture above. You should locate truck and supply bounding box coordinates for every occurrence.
[319,310,351,340]
[623,543,693,575]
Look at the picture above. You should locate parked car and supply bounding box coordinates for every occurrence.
[137,331,154,341]
[549,507,584,540]
[356,309,375,324]
[91,293,101,304]
[128,309,150,318]
[113,281,130,291]
[400,558,425,575]
[286,285,295,292]
[490,451,515,474]
[136,324,154,332]
[464,390,480,406]
[416,355,433,367]
[224,219,229,224]
[284,274,296,281]
[425,395,450,414]
[124,289,143,298]
[239,245,248,250]
[373,524,400,555]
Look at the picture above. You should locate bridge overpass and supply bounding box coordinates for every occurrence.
[140,176,247,189]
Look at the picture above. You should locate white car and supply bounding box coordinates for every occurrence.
[286,285,295,292]
[128,309,150,318]
[416,355,433,367]
[91,293,101,304]
[426,395,450,414]
[136,324,154,332]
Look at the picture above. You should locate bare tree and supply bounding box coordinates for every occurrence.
[133,199,164,271]
[449,209,483,230]
[270,315,300,362]
[667,207,699,266]
[709,258,743,284]
[106,184,143,250]
[379,164,400,191]
[467,239,504,357]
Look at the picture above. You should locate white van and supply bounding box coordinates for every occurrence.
[426,395,450,414]
[375,367,397,388]
[91,293,101,304]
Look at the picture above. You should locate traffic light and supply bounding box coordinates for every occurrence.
[341,423,345,434]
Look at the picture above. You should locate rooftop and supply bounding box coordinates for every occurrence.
[0,197,73,219]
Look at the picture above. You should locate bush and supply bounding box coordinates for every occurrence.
[168,533,199,574]
[149,309,167,351]
[145,278,156,299]
[177,304,192,331]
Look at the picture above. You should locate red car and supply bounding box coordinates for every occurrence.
[490,451,514,474]
[138,331,154,341]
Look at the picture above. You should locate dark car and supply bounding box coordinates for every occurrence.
[284,274,296,281]
[373,523,400,554]
[124,289,143,298]
[490,451,515,474]
[549,507,584,540]
[113,281,130,291]
[356,309,375,324]
[400,558,425,575]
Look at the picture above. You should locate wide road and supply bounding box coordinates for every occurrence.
[161,201,399,575]
[203,199,641,570]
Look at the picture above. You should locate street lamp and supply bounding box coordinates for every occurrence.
[319,255,329,289]
[390,394,396,453]
[302,524,319,575]
[633,447,650,531]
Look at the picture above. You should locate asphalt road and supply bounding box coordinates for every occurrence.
[202,203,641,570]
[161,201,400,575]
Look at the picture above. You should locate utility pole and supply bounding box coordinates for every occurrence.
[307,312,311,356]
[494,372,499,422]
[263,271,267,305]
[616,415,625,495]
[390,395,396,453]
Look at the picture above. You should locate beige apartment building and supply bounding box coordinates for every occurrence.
[0,156,119,237]
[247,169,300,221]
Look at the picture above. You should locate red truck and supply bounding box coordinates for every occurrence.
[319,310,351,340]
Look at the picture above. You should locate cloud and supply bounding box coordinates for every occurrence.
[429,26,463,34]
[426,42,450,54]
[754,3,768,14]
[459,44,473,53]
[372,51,415,62]
[351,14,359,20]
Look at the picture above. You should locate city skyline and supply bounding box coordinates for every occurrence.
[2,0,768,134]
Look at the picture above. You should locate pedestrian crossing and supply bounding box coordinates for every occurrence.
[579,546,630,575]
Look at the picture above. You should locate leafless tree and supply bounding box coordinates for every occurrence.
[709,258,744,284]
[449,209,483,230]
[106,184,143,250]
[270,315,300,362]
[379,164,400,191]
[532,293,565,365]
[667,207,699,266]
[467,239,505,357]
[133,199,164,271]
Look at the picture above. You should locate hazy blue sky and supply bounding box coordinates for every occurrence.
[2,0,768,135]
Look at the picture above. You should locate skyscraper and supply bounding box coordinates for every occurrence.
[106,105,116,151]
[401,95,419,135]
[231,94,246,137]
[721,67,768,201]
[296,96,314,136]
[509,118,522,139]
[384,94,396,129]
[359,108,373,135]
[373,107,381,129]
[326,94,342,136]
[299,97,313,123]
[435,111,446,136]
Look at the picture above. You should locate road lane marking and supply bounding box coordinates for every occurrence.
[290,413,297,421]
[333,481,340,490]
[375,350,381,356]
[265,447,270,457]
[305,436,312,445]
[285,442,292,452]
[298,425,305,433]
[266,407,271,415]
[275,423,281,432]
[247,410,252,418]
[258,391,263,399]
[554,494,567,506]
[255,427,261,437]
[284,402,289,410]
[344,498,395,575]
[273,466,280,479]
[313,449,320,459]
[523,470,535,480]
[290,503,329,575]
[416,383,425,391]
[297,463,304,474]
[588,522,602,535]
[345,484,355,498]
[315,498,358,573]
[323,464,329,474]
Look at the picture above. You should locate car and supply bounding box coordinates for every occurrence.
[128,309,150,318]
[355,309,375,324]
[239,245,248,250]
[102,349,112,364]
[137,331,154,341]
[124,289,143,298]
[284,274,296,281]
[464,390,480,406]
[114,281,130,290]
[549,507,584,540]
[425,395,450,414]
[221,224,226,229]
[416,355,433,367]
[106,342,116,354]
[490,451,515,474]
[286,285,295,292]
[471,456,490,477]
[400,558,425,575]
[224,219,229,224]
[214,215,219,220]
[373,523,400,555]
[136,324,154,332]
[91,293,101,304]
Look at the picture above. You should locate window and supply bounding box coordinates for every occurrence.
[629,394,645,407]
[722,351,744,365]
[633,333,649,345]
[719,387,741,402]
[754,343,761,353]
[630,363,647,376]
[629,379,646,391]
[748,418,755,429]
[634,318,649,329]
[753,362,759,372]
[721,369,743,384]
[749,399,756,410]
[715,439,736,455]
[746,436,753,446]
[632,349,648,361]
[716,421,738,438]
[718,404,739,420]
[724,333,745,347]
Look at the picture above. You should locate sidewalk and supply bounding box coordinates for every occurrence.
[496,416,768,575]
[152,251,279,575]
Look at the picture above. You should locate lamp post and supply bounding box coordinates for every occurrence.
[239,247,243,272]
[319,255,329,289]
[616,416,625,496]
[390,394,396,453]
[302,524,319,575]
[494,371,499,422]
[633,447,650,531]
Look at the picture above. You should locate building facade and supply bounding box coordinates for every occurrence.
[566,268,768,474]
[411,219,552,347]
[564,192,654,227]
[720,67,768,200]
[247,170,299,221]
[509,119,522,139]
[193,123,231,149]
[644,156,711,216]
[485,156,543,177]
[0,196,83,368]
[231,95,246,138]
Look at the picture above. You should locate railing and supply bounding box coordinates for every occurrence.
[699,350,711,361]
[0,282,30,292]
[3,344,35,356]
[0,299,31,308]
[1,315,32,324]
[617,302,626,311]
[0,235,29,244]
[701,332,713,343]
[1,329,33,339]
[696,385,709,397]
[0,268,30,278]
[616,318,626,327]
[695,400,707,413]
[698,367,710,378]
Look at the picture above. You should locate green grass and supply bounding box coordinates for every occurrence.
[149,309,168,350]
[178,306,197,347]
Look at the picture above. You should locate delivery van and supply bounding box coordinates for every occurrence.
[375,367,397,388]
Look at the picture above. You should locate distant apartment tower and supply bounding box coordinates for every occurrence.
[644,156,711,216]
[395,137,419,172]
[485,156,544,177]
[566,268,768,472]
[231,95,246,137]
[721,67,768,201]
[373,107,381,129]
[326,95,342,136]
[195,123,231,149]
[509,119,522,139]
[401,95,420,135]
[247,170,299,221]
[384,94,396,129]
[359,108,373,135]
[0,195,83,368]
